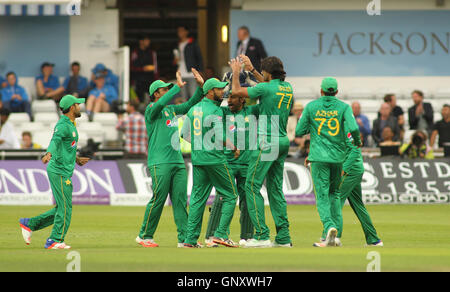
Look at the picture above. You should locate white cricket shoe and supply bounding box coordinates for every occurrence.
[19,218,32,245]
[135,236,159,247]
[239,239,248,246]
[367,240,384,247]
[325,228,338,247]
[272,241,293,248]
[243,239,272,248]
[205,238,219,248]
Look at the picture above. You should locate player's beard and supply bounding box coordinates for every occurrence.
[213,91,223,103]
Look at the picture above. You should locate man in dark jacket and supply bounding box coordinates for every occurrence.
[372,103,400,146]
[235,26,267,73]
[131,35,159,103]
[174,26,203,99]
[408,90,434,135]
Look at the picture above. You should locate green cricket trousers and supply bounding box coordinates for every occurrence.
[28,171,73,243]
[184,163,238,245]
[310,162,343,237]
[245,137,291,245]
[337,171,381,244]
[139,163,188,243]
[205,163,254,240]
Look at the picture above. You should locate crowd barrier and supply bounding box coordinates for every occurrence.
[0,158,449,206]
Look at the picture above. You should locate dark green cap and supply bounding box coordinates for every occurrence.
[149,80,173,96]
[59,95,85,111]
[203,78,228,94]
[321,77,338,94]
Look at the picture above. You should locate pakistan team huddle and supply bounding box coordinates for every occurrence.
[19,54,382,249]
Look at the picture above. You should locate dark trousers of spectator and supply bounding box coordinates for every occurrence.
[3,100,33,120]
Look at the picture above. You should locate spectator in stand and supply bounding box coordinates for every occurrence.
[383,93,405,138]
[0,108,20,149]
[236,26,268,73]
[131,35,158,103]
[174,25,203,98]
[1,72,32,119]
[0,75,7,88]
[116,99,147,159]
[399,130,434,159]
[21,131,42,149]
[379,127,401,146]
[408,90,434,135]
[430,104,450,148]
[86,73,118,116]
[372,103,400,146]
[63,61,89,98]
[35,62,65,101]
[204,66,217,80]
[352,101,371,146]
[90,63,119,94]
[287,101,304,146]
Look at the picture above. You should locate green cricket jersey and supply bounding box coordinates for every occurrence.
[183,98,227,166]
[295,95,361,163]
[247,79,294,139]
[222,105,260,165]
[47,115,79,177]
[145,84,203,166]
[343,133,364,174]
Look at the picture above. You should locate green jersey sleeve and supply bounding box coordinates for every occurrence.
[295,105,310,137]
[181,113,192,143]
[247,82,267,100]
[247,104,260,117]
[147,84,180,120]
[47,123,67,155]
[343,106,361,146]
[171,86,204,115]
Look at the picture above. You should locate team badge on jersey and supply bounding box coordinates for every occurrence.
[230,116,235,122]
[164,111,169,117]
[72,131,76,137]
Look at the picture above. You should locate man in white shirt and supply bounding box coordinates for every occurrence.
[0,108,21,149]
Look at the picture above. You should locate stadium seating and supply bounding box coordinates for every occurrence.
[31,100,57,114]
[92,113,119,142]
[8,113,30,129]
[34,112,59,127]
[32,131,53,149]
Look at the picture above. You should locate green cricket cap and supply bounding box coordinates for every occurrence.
[203,78,228,94]
[321,77,338,94]
[59,95,85,111]
[149,80,173,96]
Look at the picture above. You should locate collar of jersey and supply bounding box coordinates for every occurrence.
[60,115,76,126]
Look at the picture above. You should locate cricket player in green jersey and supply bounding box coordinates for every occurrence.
[228,56,293,248]
[182,78,240,248]
[19,95,90,249]
[334,134,383,247]
[204,89,259,247]
[136,69,205,248]
[296,77,361,247]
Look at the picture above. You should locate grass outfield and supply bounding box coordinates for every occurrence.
[0,204,449,272]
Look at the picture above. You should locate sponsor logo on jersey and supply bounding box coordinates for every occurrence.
[71,141,76,148]
[166,119,174,127]
[229,125,236,133]
[347,133,353,140]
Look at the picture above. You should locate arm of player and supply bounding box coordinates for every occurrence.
[239,54,265,83]
[228,58,251,98]
[43,124,66,164]
[344,107,362,147]
[295,105,310,137]
[180,116,192,143]
[172,68,204,115]
[148,84,181,121]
